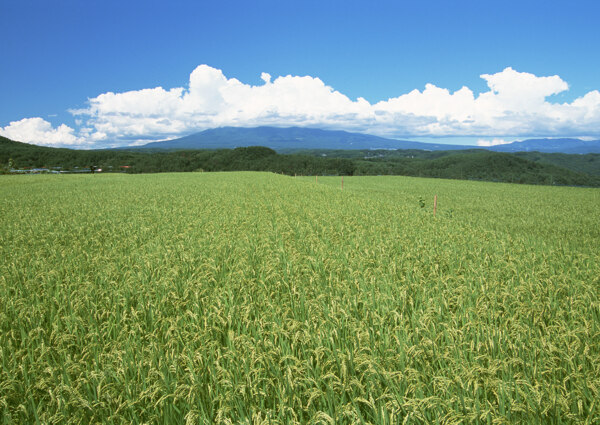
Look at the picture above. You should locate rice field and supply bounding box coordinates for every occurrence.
[0,172,599,424]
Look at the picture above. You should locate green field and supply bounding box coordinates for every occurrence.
[1,172,599,424]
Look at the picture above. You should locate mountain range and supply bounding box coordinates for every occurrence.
[132,126,600,154]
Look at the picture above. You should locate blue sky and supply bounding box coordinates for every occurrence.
[1,0,600,148]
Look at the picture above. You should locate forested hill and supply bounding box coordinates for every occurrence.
[1,136,599,187]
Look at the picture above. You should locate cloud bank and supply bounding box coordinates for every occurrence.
[476,138,515,147]
[0,117,87,147]
[2,65,600,147]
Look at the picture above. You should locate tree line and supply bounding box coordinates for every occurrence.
[1,136,598,187]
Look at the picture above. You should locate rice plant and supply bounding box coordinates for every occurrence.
[0,172,598,424]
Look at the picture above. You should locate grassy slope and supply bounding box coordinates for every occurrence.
[1,172,599,424]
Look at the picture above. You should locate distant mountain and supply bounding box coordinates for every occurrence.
[133,126,470,151]
[6,127,600,155]
[130,127,600,154]
[487,138,600,154]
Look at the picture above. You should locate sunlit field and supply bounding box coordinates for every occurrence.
[1,172,599,424]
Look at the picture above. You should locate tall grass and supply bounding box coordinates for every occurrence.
[0,172,599,424]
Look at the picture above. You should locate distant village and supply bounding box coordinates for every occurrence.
[7,165,131,174]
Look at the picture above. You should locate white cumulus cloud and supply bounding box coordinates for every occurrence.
[0,117,88,147]
[3,65,600,147]
[74,65,374,144]
[476,138,515,147]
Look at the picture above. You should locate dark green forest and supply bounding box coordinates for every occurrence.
[2,136,599,187]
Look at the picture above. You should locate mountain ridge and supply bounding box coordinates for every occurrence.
[129,126,600,154]
[134,126,469,151]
